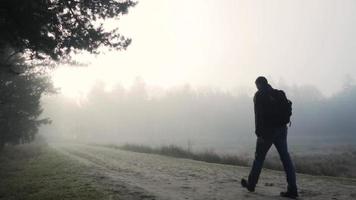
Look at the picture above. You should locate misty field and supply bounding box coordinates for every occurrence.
[1,143,356,200]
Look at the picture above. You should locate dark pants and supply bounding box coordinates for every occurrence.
[248,126,297,192]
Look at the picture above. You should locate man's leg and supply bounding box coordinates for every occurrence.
[273,126,298,194]
[247,137,273,188]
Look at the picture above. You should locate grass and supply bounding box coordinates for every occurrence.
[103,143,356,179]
[105,143,249,167]
[0,143,110,200]
[265,152,356,178]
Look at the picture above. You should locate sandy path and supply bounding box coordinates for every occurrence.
[53,143,356,200]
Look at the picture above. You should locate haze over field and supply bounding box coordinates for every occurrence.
[44,0,356,153]
[41,80,356,154]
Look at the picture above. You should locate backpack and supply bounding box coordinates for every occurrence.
[267,89,292,126]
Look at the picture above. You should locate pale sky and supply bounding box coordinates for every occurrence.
[52,0,356,99]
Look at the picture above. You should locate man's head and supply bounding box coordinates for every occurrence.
[255,76,268,90]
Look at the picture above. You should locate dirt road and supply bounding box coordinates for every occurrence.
[53,143,356,200]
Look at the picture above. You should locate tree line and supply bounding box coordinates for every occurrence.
[41,79,356,152]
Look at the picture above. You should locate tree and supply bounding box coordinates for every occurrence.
[0,71,54,150]
[0,0,136,149]
[0,0,136,64]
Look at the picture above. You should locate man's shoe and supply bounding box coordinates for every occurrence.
[241,178,255,192]
[280,191,298,199]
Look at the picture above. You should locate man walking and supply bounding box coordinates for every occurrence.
[241,76,298,199]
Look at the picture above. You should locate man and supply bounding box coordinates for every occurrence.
[241,76,298,199]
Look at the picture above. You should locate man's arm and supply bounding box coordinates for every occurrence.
[254,93,263,137]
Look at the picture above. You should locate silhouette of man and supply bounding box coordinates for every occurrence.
[241,76,298,199]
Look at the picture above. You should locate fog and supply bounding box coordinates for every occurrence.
[40,0,356,154]
[52,0,356,97]
[3,1,356,198]
[40,78,356,154]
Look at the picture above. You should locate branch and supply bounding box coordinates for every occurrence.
[64,1,89,35]
[4,50,21,65]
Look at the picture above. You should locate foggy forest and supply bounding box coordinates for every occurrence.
[1,0,356,200]
[42,78,356,152]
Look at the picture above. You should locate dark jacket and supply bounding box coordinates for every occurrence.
[253,84,279,139]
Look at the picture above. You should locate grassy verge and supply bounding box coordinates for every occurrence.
[102,143,356,179]
[0,144,109,200]
[104,143,249,167]
[265,152,356,178]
